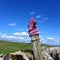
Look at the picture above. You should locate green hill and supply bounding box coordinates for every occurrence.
[0,40,50,54]
[0,40,32,54]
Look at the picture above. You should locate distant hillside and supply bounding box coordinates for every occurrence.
[0,40,50,54]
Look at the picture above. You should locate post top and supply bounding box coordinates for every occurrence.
[28,17,39,37]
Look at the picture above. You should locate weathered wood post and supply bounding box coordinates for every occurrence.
[28,17,43,60]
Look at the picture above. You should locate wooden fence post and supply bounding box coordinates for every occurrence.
[28,17,43,60]
[31,35,43,60]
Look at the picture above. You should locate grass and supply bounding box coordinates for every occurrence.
[0,40,50,54]
[0,40,32,54]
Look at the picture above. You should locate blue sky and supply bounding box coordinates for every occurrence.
[0,0,60,45]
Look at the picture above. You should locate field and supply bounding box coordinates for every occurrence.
[0,40,32,54]
[0,40,50,54]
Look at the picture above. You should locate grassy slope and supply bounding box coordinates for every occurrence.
[0,40,32,54]
[0,40,50,54]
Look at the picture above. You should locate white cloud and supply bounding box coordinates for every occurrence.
[0,34,16,39]
[44,17,48,20]
[47,37,54,40]
[8,23,16,26]
[42,17,48,20]
[0,32,30,43]
[36,15,48,23]
[36,15,41,19]
[13,32,21,36]
[0,32,60,45]
[39,36,44,41]
[0,33,29,41]
[39,21,44,23]
[47,37,56,42]
[14,32,28,36]
[1,32,60,45]
[20,32,28,36]
[30,11,35,15]
[16,37,24,40]
[18,29,23,31]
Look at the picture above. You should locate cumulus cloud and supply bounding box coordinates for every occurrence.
[0,32,30,43]
[8,23,16,26]
[14,32,28,36]
[0,33,16,39]
[0,32,60,45]
[0,34,15,40]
